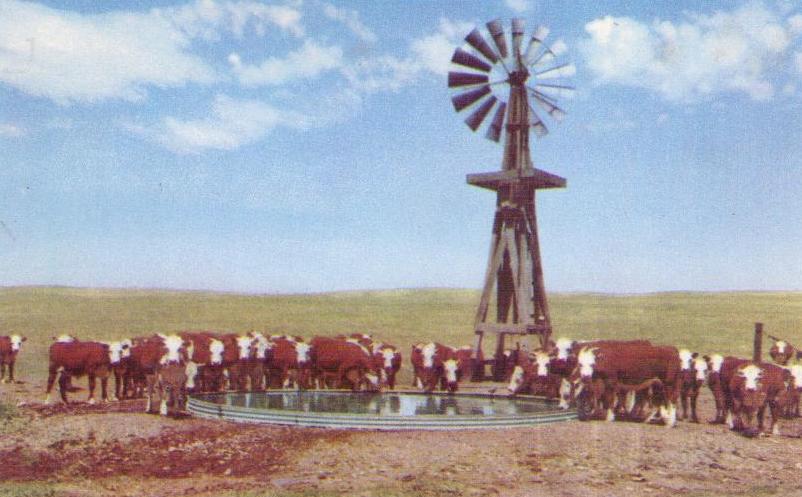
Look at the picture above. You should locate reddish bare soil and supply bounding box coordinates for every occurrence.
[3,380,802,497]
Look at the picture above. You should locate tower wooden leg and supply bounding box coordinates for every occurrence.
[492,333,507,381]
[471,332,485,382]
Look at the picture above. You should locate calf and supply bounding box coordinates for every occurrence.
[507,350,561,398]
[372,343,402,390]
[728,362,789,436]
[46,337,111,404]
[677,349,708,423]
[106,339,132,400]
[0,335,26,383]
[706,354,747,424]
[785,364,802,418]
[418,342,461,393]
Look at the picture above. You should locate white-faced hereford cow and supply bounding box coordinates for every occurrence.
[267,336,313,389]
[372,343,402,390]
[46,336,112,404]
[179,331,225,392]
[728,362,789,436]
[769,339,797,366]
[677,349,708,423]
[0,335,26,383]
[575,342,681,427]
[415,342,461,393]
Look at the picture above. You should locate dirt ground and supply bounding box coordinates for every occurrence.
[3,379,802,497]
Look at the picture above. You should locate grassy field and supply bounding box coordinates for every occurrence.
[2,286,802,386]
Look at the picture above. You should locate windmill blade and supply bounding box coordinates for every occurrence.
[535,63,576,80]
[465,28,498,64]
[534,83,575,99]
[464,96,497,131]
[448,71,490,88]
[523,25,549,64]
[511,18,525,58]
[528,105,549,137]
[530,89,566,122]
[451,48,492,72]
[451,85,491,112]
[485,101,507,142]
[486,19,508,59]
[530,48,555,68]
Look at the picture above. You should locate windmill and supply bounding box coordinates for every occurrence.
[449,18,574,381]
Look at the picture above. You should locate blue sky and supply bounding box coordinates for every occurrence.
[2,0,802,293]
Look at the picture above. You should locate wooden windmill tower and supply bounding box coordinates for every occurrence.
[448,18,574,380]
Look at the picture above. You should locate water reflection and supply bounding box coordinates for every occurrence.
[206,392,551,417]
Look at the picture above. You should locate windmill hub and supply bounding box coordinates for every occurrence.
[508,69,528,86]
[448,18,575,381]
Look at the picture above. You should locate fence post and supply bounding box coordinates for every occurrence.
[753,322,763,363]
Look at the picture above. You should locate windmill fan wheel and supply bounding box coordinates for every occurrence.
[449,18,575,142]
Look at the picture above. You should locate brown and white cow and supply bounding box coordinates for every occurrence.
[149,334,192,415]
[372,343,402,390]
[677,349,708,423]
[575,342,681,426]
[769,340,796,366]
[0,335,26,383]
[46,336,111,404]
[706,354,747,424]
[507,350,561,399]
[267,336,313,389]
[728,362,789,436]
[311,336,380,391]
[104,339,132,400]
[417,342,462,393]
[785,364,802,418]
[179,331,225,392]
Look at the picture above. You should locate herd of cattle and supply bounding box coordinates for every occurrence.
[1,332,801,436]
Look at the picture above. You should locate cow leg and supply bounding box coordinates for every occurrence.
[690,387,700,423]
[159,380,169,416]
[145,374,156,413]
[0,361,5,383]
[100,375,109,402]
[679,386,689,421]
[6,361,14,383]
[57,372,71,404]
[769,400,781,436]
[45,366,60,403]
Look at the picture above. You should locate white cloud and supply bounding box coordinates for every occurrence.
[0,0,306,103]
[0,123,26,137]
[504,0,530,14]
[0,0,217,103]
[167,0,304,39]
[138,94,303,153]
[581,3,802,101]
[231,40,344,87]
[411,18,475,76]
[322,3,376,43]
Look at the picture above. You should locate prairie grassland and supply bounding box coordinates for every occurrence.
[2,286,802,386]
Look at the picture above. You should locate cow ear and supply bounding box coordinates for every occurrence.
[691,352,698,359]
[21,337,27,342]
[702,355,711,362]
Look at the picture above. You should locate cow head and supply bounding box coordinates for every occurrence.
[10,335,25,353]
[442,358,459,392]
[788,364,802,391]
[692,355,708,383]
[159,334,187,365]
[553,337,574,361]
[209,339,225,365]
[252,335,271,360]
[236,335,254,360]
[55,334,76,343]
[770,340,794,366]
[377,347,394,370]
[737,365,768,425]
[105,341,130,365]
[577,347,597,382]
[678,349,694,371]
